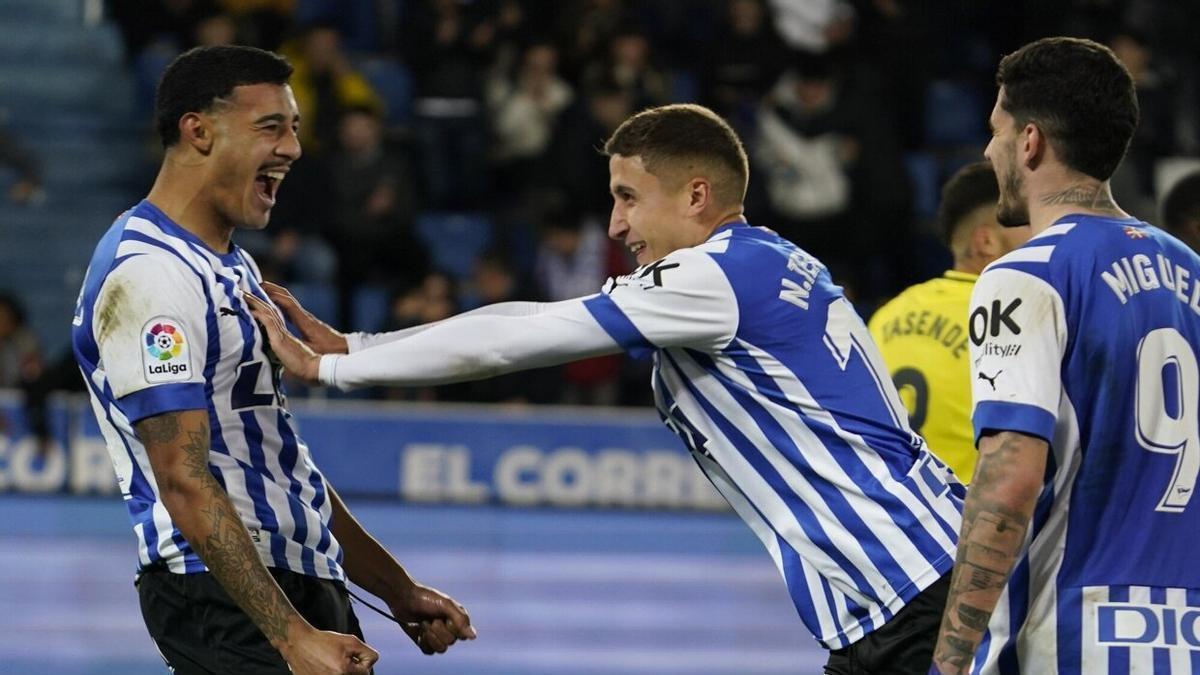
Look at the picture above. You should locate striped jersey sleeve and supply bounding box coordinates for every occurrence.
[93,253,210,423]
[969,262,1068,444]
[583,247,739,358]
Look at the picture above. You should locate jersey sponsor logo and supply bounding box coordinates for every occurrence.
[1096,601,1200,649]
[977,369,1003,390]
[142,318,190,382]
[605,258,681,293]
[969,298,1023,346]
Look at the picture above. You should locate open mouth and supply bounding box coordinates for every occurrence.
[254,169,286,206]
[629,241,646,257]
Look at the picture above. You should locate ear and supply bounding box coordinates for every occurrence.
[179,112,215,154]
[686,178,712,216]
[1021,121,1046,170]
[971,223,1000,259]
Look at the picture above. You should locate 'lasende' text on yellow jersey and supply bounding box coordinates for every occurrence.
[868,271,976,482]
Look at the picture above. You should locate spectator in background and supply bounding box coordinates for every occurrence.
[534,202,609,302]
[1162,170,1200,252]
[215,0,295,50]
[192,11,238,46]
[753,50,909,303]
[376,272,459,402]
[553,0,630,81]
[701,0,788,128]
[0,126,42,205]
[109,0,220,59]
[1108,29,1176,221]
[328,105,427,321]
[582,27,671,109]
[766,0,855,55]
[533,202,622,405]
[285,23,384,156]
[546,77,635,219]
[0,293,41,389]
[403,0,497,208]
[457,251,559,404]
[487,41,574,190]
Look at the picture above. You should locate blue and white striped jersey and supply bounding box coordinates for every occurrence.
[969,215,1200,674]
[583,222,964,649]
[71,200,343,580]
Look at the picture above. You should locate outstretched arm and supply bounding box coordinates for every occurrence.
[328,486,476,654]
[931,430,1047,674]
[261,281,559,355]
[137,410,378,674]
[247,294,621,389]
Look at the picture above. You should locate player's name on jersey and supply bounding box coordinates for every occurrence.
[874,311,970,359]
[1102,252,1200,311]
[778,248,825,311]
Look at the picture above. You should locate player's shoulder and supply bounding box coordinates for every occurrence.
[980,217,1099,288]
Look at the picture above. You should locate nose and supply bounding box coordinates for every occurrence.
[277,125,302,161]
[608,203,627,241]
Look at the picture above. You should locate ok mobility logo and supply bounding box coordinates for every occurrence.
[1096,602,1200,650]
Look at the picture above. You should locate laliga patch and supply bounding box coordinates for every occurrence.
[142,317,191,383]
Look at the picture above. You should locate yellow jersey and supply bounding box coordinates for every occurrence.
[867,270,977,482]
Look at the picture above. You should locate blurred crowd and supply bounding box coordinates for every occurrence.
[3,0,1200,408]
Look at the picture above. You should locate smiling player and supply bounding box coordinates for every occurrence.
[249,103,965,674]
[71,45,473,675]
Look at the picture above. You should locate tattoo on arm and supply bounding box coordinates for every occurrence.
[932,432,1046,672]
[135,413,181,445]
[138,412,297,646]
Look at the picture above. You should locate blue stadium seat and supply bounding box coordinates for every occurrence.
[414,212,494,280]
[924,80,988,147]
[357,58,413,126]
[351,284,391,333]
[904,152,939,220]
[0,0,85,23]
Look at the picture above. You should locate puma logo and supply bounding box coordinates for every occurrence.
[978,370,1003,390]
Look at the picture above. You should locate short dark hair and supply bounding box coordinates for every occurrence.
[155,45,293,148]
[1163,171,1200,234]
[938,162,999,244]
[997,36,1138,181]
[604,103,749,206]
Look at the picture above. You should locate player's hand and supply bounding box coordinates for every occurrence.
[279,626,379,674]
[389,581,476,654]
[243,291,322,383]
[261,281,349,354]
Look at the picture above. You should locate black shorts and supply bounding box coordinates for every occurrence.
[137,565,368,675]
[823,572,950,675]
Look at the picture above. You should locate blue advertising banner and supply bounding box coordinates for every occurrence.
[0,392,727,511]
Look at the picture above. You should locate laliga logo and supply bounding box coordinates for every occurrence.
[145,323,184,361]
[1097,602,1200,649]
[144,322,188,377]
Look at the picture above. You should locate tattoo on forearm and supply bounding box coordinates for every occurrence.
[1038,183,1121,214]
[957,604,991,632]
[136,413,181,445]
[933,433,1041,670]
[141,413,295,645]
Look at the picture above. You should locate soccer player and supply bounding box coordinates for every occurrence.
[249,103,965,673]
[868,163,1030,483]
[931,37,1200,673]
[1161,170,1200,253]
[71,46,474,675]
